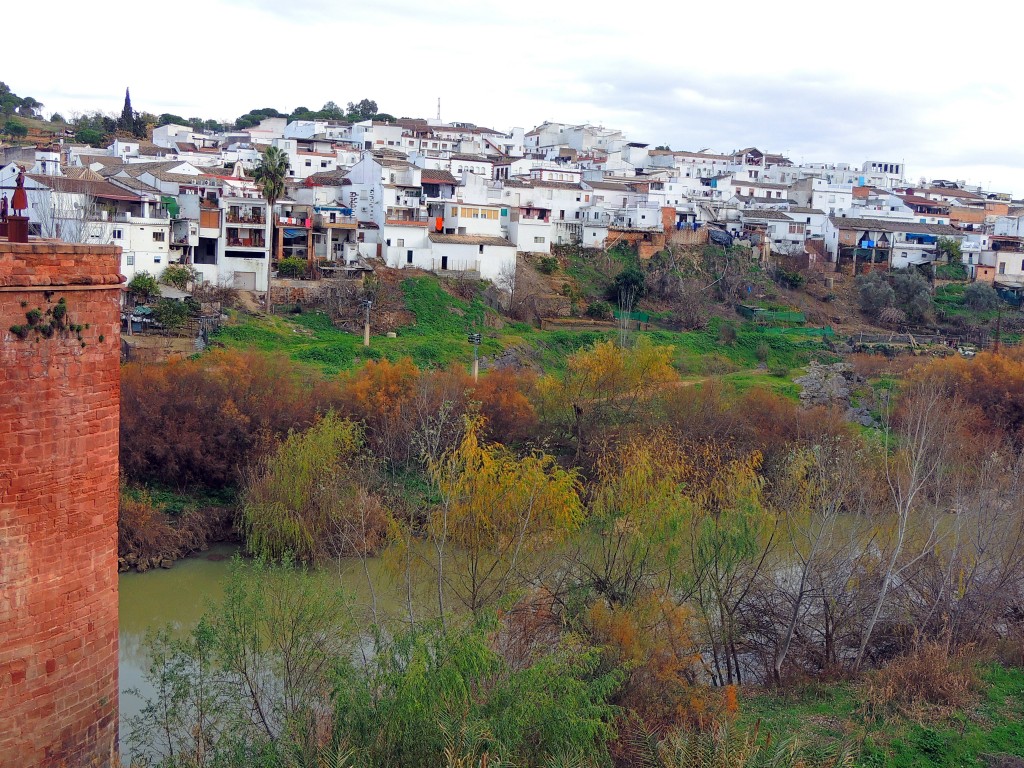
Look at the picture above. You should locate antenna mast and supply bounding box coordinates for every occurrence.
[437,97,441,121]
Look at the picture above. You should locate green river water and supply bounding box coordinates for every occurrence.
[118,543,438,756]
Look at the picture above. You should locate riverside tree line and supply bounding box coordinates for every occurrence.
[118,340,1024,767]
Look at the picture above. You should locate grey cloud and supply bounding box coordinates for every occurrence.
[571,68,931,162]
[556,67,1023,190]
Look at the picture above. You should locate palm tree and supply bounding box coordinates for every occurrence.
[253,146,290,312]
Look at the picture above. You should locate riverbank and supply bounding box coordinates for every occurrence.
[118,485,238,573]
[739,662,1024,767]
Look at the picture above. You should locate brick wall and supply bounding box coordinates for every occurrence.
[0,242,123,767]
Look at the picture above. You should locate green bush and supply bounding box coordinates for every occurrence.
[963,282,999,312]
[127,271,160,301]
[776,268,806,289]
[718,322,737,345]
[891,269,932,322]
[536,256,559,274]
[152,298,191,330]
[2,119,27,138]
[702,353,740,375]
[857,272,895,317]
[607,264,647,302]
[277,257,307,279]
[159,264,198,291]
[585,300,613,320]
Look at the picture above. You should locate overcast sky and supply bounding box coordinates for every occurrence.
[10,0,1024,194]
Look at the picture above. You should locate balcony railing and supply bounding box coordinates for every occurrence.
[227,237,266,248]
[109,211,170,223]
[385,215,430,226]
[314,214,358,227]
[226,212,266,224]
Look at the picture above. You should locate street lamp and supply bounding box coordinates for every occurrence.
[468,332,481,381]
[363,298,372,347]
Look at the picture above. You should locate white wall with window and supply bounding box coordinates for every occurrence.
[507,217,552,254]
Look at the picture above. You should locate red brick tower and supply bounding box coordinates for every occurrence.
[0,242,123,767]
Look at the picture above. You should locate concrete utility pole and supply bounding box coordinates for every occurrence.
[468,332,481,381]
[363,298,372,347]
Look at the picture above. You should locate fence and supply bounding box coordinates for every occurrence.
[736,304,806,325]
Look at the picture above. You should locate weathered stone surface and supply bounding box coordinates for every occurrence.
[795,362,854,408]
[0,241,122,767]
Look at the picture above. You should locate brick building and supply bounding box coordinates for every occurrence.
[0,241,122,766]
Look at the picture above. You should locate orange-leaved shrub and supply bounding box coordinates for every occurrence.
[121,349,337,489]
[910,348,1024,444]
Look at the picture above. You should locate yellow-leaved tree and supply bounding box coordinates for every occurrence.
[534,337,677,459]
[428,416,583,621]
[585,435,696,606]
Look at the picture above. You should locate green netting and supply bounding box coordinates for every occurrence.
[735,304,805,324]
[613,310,650,322]
[763,326,834,337]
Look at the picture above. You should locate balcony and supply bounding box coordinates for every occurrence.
[227,235,266,248]
[385,215,430,227]
[314,213,358,229]
[109,211,170,223]
[225,211,266,225]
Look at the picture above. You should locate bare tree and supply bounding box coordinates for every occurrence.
[769,440,859,682]
[853,382,959,671]
[495,258,518,311]
[28,187,107,244]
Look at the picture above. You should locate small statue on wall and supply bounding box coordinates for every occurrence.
[11,165,28,215]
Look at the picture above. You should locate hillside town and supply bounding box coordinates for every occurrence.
[2,105,1022,304]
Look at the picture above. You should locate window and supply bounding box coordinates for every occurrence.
[126,253,134,266]
[999,262,1006,275]
[112,228,123,240]
[321,161,328,168]
[397,238,405,247]
[305,160,311,167]
[451,206,459,216]
[533,236,545,243]
[478,245,484,254]
[406,251,413,264]
[152,231,165,242]
[154,255,161,264]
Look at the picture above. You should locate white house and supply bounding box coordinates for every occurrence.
[425,233,516,280]
[381,222,432,269]
[272,137,339,180]
[791,177,854,216]
[862,160,905,185]
[218,196,270,290]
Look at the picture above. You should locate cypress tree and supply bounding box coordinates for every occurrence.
[119,88,134,132]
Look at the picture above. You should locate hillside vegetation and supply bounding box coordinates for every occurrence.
[120,244,1024,768]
